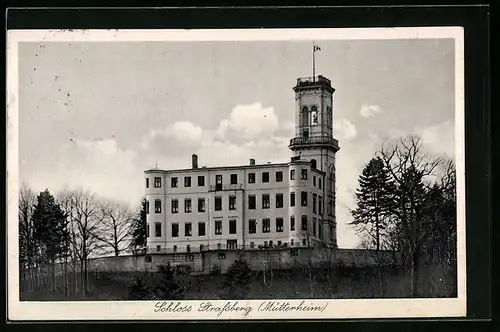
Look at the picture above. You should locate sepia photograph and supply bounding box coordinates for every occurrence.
[7,27,466,320]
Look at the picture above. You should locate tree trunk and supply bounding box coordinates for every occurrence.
[410,249,420,297]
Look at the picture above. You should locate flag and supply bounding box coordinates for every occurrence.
[314,45,321,52]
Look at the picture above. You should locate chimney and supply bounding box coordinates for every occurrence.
[192,154,198,169]
[249,158,255,165]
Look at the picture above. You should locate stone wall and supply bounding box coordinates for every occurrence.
[85,248,396,274]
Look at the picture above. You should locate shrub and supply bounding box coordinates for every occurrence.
[223,259,252,299]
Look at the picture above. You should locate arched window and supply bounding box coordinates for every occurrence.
[311,106,318,126]
[327,106,332,129]
[311,159,317,169]
[301,106,309,126]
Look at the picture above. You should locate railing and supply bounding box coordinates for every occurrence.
[296,75,331,86]
[209,183,244,192]
[133,242,316,255]
[289,136,339,148]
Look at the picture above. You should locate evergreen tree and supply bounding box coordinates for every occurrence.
[130,198,147,253]
[351,157,394,250]
[32,189,70,292]
[223,259,252,299]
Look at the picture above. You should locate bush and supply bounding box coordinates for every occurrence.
[152,264,187,300]
[223,259,252,299]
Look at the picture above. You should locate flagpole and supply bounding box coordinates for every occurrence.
[312,42,316,81]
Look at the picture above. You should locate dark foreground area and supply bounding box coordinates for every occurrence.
[20,262,457,301]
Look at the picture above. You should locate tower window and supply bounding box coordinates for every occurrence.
[301,169,308,180]
[302,128,309,138]
[145,200,150,214]
[154,177,162,188]
[290,169,295,180]
[145,178,149,188]
[311,159,317,170]
[311,106,318,125]
[301,106,309,126]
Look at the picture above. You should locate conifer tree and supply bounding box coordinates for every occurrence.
[351,157,394,250]
[130,198,147,253]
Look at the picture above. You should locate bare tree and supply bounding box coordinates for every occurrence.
[94,200,134,257]
[59,189,105,295]
[377,134,445,297]
[18,183,37,293]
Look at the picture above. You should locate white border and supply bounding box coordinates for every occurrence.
[7,27,466,321]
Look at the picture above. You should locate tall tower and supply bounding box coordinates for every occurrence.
[289,75,340,247]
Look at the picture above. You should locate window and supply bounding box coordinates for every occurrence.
[171,177,178,188]
[248,195,256,210]
[215,196,222,211]
[318,222,323,239]
[171,199,179,213]
[156,245,161,252]
[198,222,206,236]
[262,172,270,183]
[227,240,237,250]
[215,175,222,190]
[290,216,295,231]
[229,196,236,210]
[248,173,256,183]
[200,244,205,251]
[146,178,149,188]
[184,176,191,187]
[155,199,162,213]
[301,215,308,231]
[249,219,256,234]
[276,193,284,208]
[184,198,192,213]
[311,106,318,125]
[291,239,294,246]
[186,245,191,253]
[262,194,270,209]
[303,239,307,246]
[154,177,161,188]
[319,178,322,189]
[276,171,283,182]
[218,252,225,260]
[198,175,205,186]
[215,220,222,235]
[229,219,237,234]
[301,169,308,180]
[198,198,205,212]
[230,174,238,184]
[290,249,298,257]
[173,245,177,252]
[313,218,317,236]
[313,194,317,214]
[313,176,316,186]
[290,192,295,207]
[145,200,150,214]
[185,223,192,237]
[276,218,284,232]
[250,242,255,249]
[301,192,308,206]
[146,223,150,237]
[145,255,152,263]
[172,223,179,237]
[155,222,162,237]
[319,196,323,214]
[290,169,295,180]
[311,159,317,169]
[301,106,309,126]
[262,218,270,233]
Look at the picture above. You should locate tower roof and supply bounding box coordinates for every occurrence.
[293,75,335,93]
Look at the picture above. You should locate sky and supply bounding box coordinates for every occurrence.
[18,37,456,249]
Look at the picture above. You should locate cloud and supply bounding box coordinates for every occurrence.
[360,104,382,117]
[216,103,279,141]
[334,119,358,140]
[416,119,455,157]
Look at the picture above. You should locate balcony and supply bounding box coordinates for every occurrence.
[209,183,244,192]
[296,75,331,86]
[289,136,339,151]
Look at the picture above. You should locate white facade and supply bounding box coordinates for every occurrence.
[145,75,339,253]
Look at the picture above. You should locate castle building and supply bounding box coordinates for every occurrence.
[144,75,339,254]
